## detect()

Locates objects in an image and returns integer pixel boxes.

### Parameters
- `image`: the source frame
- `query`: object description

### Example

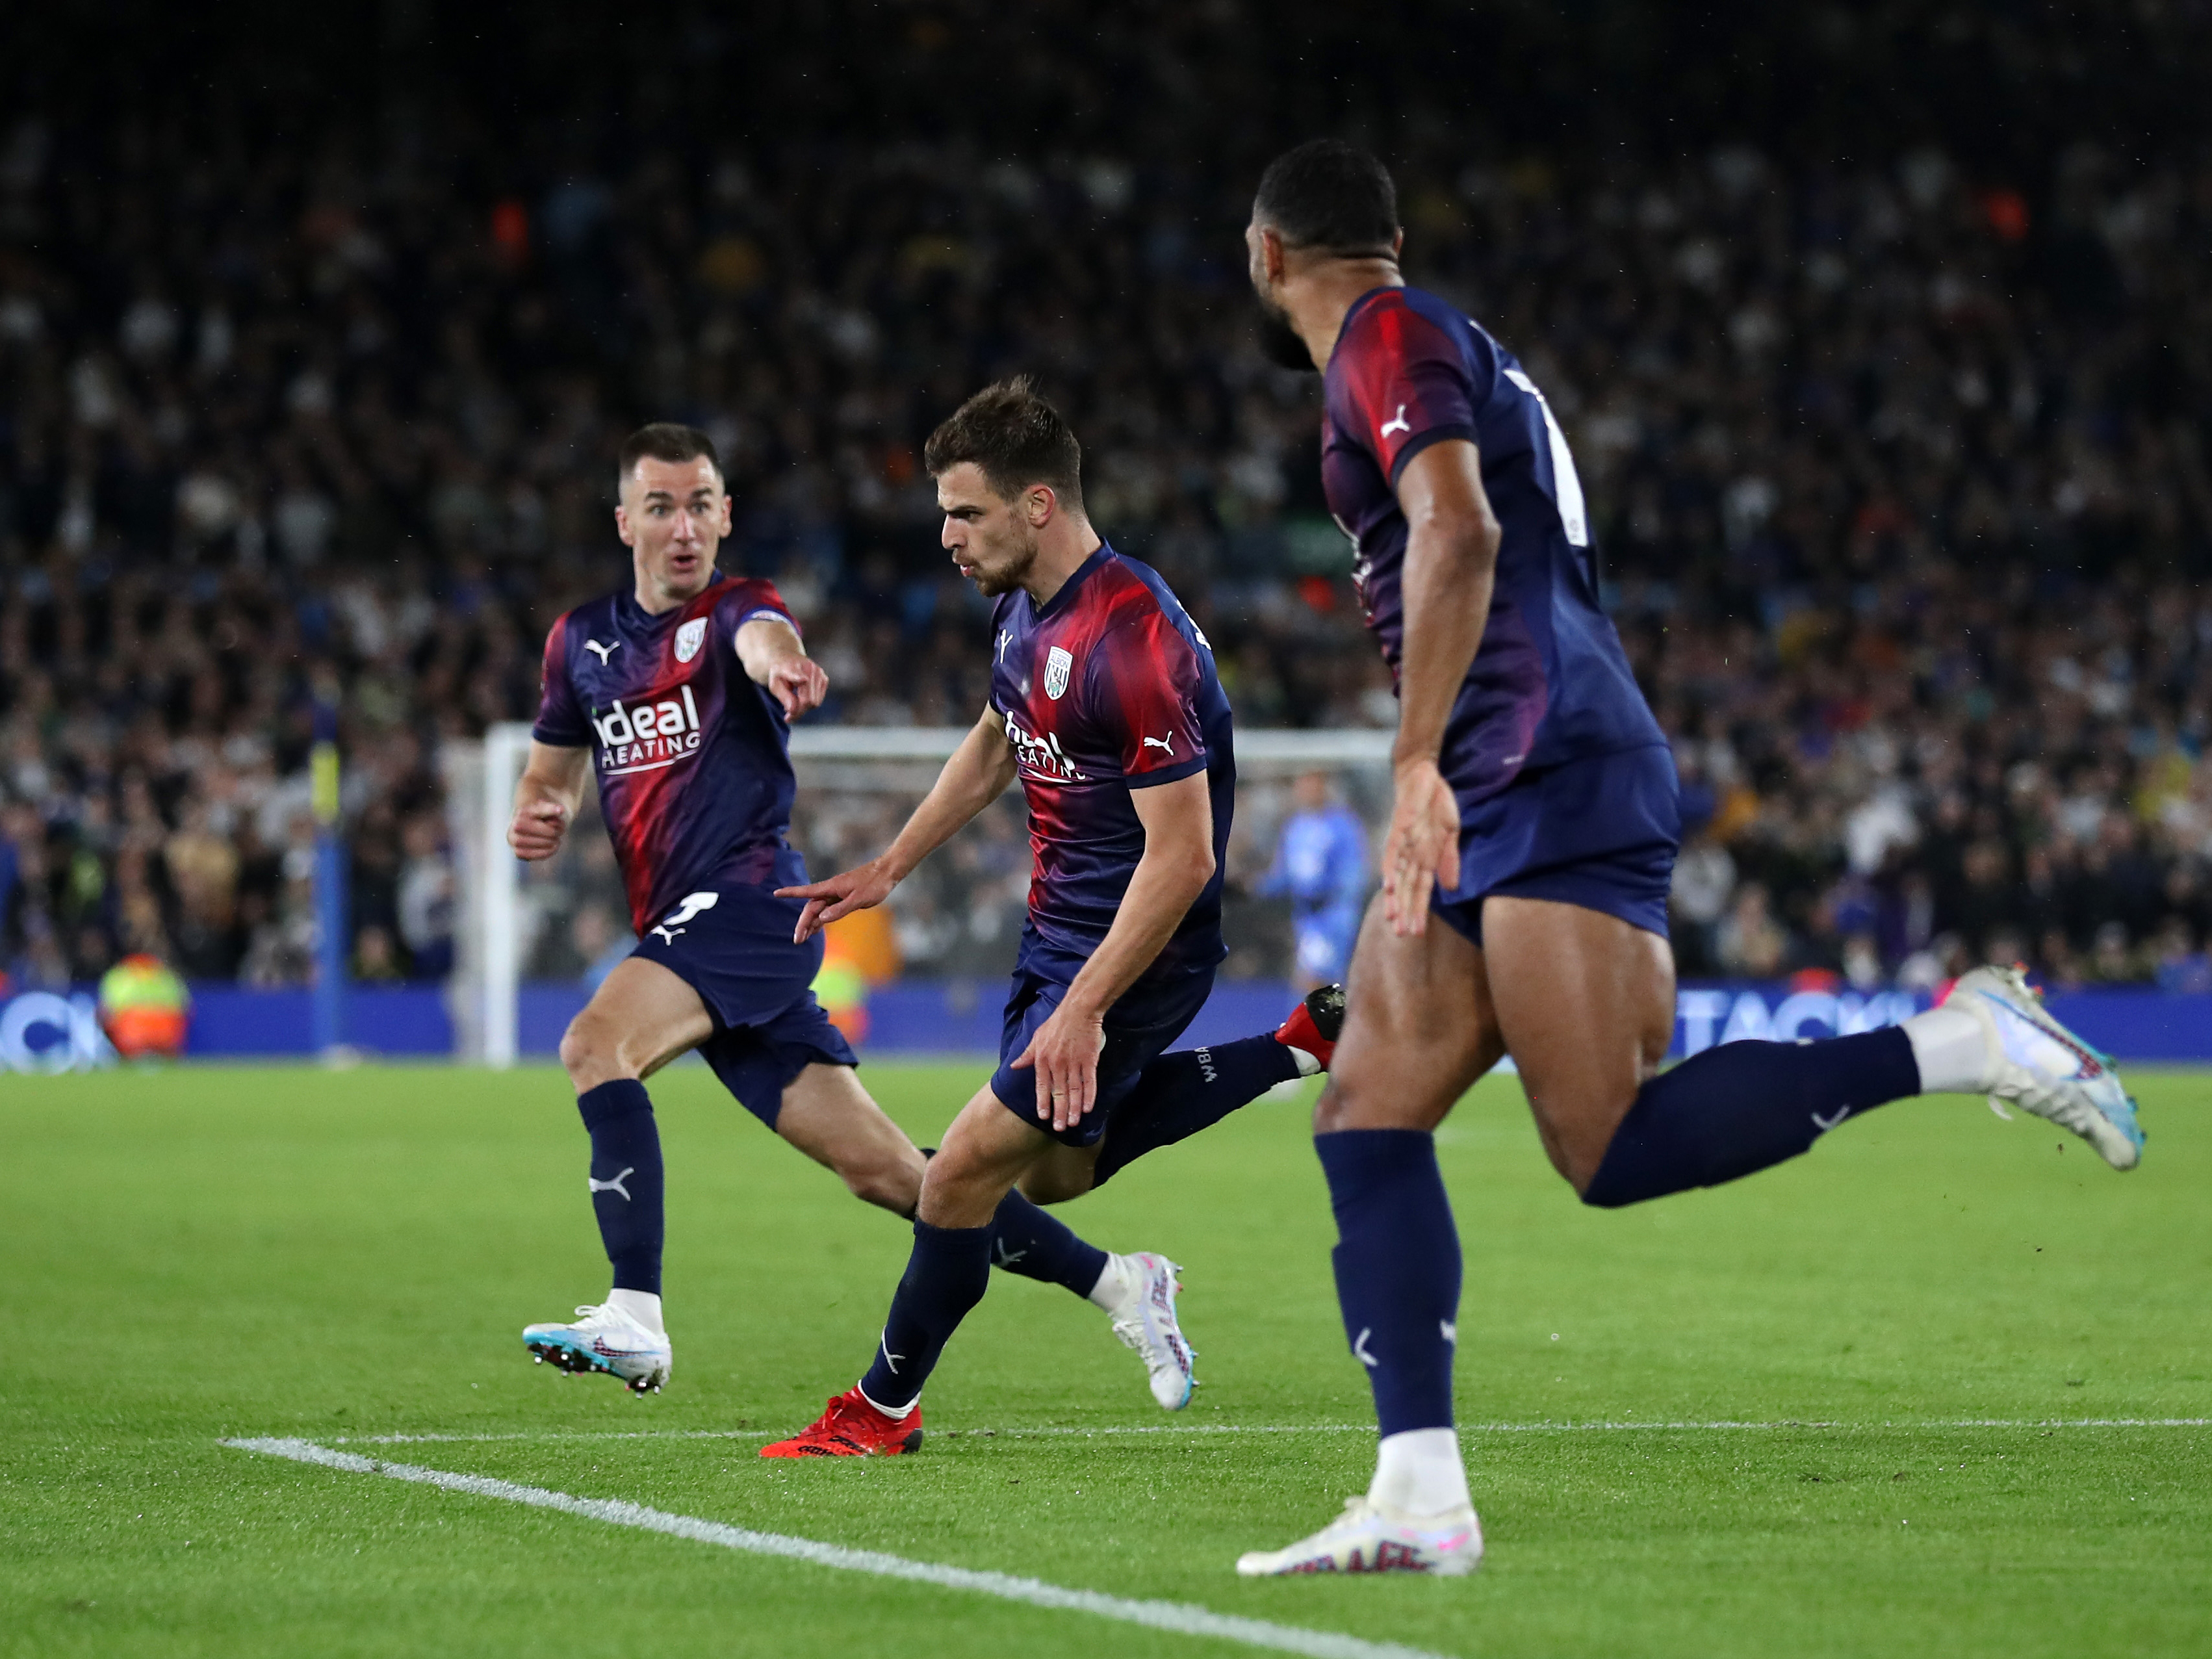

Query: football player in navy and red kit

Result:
[760,383,1339,1457]
[1231,143,2141,1575]
[512,424,1273,1406]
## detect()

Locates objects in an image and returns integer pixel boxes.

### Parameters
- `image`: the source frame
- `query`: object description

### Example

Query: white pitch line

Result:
[331,1416,2210,1447]
[221,1437,1447,1659]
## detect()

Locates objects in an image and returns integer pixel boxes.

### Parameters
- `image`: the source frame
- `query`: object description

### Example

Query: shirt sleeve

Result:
[1085,610,1209,788]
[530,615,591,747]
[722,580,799,636]
[1339,298,1492,485]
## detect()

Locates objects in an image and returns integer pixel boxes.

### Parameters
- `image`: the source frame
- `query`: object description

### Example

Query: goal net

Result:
[448,723,1394,1065]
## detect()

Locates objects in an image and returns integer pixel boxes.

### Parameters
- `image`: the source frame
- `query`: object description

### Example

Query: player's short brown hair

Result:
[922,378,1084,513]
[1254,138,1399,257]
[617,422,721,490]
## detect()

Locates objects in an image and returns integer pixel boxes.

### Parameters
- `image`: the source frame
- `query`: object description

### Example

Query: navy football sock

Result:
[1317,1129,1461,1436]
[1090,1035,1301,1188]
[1582,1028,1921,1208]
[858,1220,992,1412]
[576,1079,665,1294]
[988,1189,1111,1296]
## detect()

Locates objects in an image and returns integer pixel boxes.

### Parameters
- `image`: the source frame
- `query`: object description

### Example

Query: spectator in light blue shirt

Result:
[1259,771,1369,990]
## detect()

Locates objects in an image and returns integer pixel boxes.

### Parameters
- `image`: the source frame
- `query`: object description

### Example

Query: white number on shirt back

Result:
[1502,367,1589,547]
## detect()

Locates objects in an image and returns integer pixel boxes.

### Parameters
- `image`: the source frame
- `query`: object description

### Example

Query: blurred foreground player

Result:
[99,953,190,1058]
[762,383,1335,1456]
[1234,141,2144,1575]
[512,423,1253,1406]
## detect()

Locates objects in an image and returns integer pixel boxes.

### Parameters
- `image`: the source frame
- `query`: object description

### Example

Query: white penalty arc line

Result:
[329,1416,2212,1447]
[221,1437,1448,1659]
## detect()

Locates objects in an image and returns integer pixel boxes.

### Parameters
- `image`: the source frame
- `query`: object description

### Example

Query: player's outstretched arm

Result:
[1013,770,1215,1132]
[508,741,590,861]
[1382,439,1500,936]
[778,705,1019,942]
[736,615,828,721]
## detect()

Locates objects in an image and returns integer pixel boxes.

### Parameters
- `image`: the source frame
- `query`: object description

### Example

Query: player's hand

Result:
[777,857,895,943]
[1010,999,1107,1133]
[1381,756,1460,936]
[508,799,569,862]
[764,656,828,721]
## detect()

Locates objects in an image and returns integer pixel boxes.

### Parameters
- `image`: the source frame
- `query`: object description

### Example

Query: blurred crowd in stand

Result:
[3,4,2211,990]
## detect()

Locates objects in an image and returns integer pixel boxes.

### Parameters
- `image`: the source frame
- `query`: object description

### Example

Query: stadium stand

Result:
[1,2,2209,992]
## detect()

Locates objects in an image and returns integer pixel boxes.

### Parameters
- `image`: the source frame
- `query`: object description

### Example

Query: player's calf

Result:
[773,1062,929,1214]
[1077,986,1346,1194]
[1577,965,2144,1208]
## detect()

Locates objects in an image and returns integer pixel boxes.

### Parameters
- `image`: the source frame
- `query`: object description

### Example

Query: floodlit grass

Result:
[3,1059,2207,1658]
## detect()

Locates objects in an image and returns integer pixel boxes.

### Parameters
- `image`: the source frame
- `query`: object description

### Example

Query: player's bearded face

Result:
[962,509,1041,597]
[940,464,1042,597]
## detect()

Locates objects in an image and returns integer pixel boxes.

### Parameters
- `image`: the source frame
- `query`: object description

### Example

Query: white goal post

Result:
[448,723,1395,1067]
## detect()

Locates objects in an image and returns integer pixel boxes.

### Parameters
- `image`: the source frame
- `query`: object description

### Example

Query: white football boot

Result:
[1108,1252,1197,1410]
[1236,1495,1484,1576]
[1947,966,2144,1170]
[522,1302,673,1395]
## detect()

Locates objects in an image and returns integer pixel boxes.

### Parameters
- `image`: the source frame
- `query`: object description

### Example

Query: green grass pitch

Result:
[4,1059,2208,1658]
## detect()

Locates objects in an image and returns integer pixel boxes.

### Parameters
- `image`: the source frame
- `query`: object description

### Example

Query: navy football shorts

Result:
[989,962,1215,1149]
[1430,741,1680,948]
[628,861,856,1130]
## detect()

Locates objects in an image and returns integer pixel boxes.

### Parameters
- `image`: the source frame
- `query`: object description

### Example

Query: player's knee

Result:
[1573,1129,1638,1206]
[1557,1138,1610,1201]
[1311,1074,1422,1134]
[559,1013,626,1089]
[1311,1079,1356,1134]
[1530,1088,1633,1200]
[1016,1165,1089,1205]
[842,1157,920,1215]
[914,1146,994,1226]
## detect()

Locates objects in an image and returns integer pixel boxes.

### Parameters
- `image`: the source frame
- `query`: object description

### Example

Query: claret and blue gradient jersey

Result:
[1322,285,1666,810]
[533,573,799,933]
[988,545,1233,988]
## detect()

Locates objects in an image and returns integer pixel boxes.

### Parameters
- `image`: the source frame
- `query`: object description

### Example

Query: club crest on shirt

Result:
[674,617,708,663]
[1044,645,1073,701]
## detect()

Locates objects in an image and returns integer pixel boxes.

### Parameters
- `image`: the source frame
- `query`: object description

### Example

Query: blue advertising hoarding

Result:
[1,981,2206,1072]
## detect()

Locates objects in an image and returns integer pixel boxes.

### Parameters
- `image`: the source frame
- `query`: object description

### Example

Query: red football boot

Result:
[759,1387,924,1458]
[1274,983,1346,1072]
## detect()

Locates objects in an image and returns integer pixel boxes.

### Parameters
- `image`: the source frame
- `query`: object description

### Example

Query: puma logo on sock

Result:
[588,1166,635,1201]
[1810,1108,1850,1135]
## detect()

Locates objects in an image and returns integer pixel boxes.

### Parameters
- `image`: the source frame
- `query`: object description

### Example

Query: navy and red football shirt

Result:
[988,545,1233,987]
[1322,285,1665,810]
[533,574,800,933]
